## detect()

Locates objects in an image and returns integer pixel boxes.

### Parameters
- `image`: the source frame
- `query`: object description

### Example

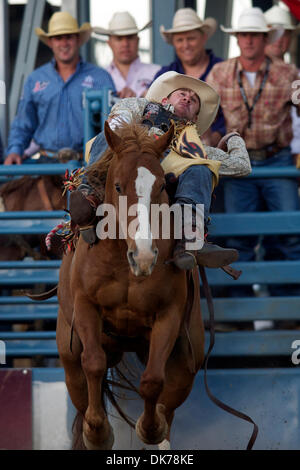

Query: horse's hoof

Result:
[158,439,171,450]
[136,403,168,445]
[82,424,114,450]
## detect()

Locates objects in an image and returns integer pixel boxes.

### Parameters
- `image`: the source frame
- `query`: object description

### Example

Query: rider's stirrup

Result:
[173,239,238,270]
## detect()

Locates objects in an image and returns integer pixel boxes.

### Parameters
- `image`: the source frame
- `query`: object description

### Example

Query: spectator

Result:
[94,11,160,98]
[153,7,225,146]
[264,5,299,61]
[4,11,115,165]
[264,5,300,162]
[207,7,300,295]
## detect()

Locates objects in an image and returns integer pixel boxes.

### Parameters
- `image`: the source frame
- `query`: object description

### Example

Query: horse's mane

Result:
[85,123,159,197]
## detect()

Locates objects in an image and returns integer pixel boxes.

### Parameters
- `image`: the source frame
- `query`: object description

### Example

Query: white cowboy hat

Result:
[264,5,300,32]
[145,71,220,136]
[220,7,283,44]
[93,11,152,36]
[160,8,217,44]
[35,11,92,47]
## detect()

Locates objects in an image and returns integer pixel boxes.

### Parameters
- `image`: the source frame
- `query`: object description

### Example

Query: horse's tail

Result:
[25,285,58,301]
[71,412,86,450]
[103,366,137,430]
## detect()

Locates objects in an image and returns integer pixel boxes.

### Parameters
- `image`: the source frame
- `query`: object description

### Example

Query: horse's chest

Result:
[96,276,162,310]
[97,278,161,337]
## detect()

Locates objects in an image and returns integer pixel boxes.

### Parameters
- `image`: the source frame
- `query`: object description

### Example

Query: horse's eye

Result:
[115,183,122,194]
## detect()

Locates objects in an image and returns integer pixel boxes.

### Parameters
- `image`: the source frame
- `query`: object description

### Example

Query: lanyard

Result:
[237,58,270,128]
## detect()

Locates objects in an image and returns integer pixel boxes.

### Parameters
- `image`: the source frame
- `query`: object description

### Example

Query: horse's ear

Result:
[104,121,122,153]
[154,124,174,156]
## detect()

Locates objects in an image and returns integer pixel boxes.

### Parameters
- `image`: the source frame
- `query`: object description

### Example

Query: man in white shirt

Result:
[94,11,160,98]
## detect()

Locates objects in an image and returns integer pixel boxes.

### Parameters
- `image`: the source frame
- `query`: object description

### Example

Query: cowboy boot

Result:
[69,184,98,244]
[173,238,238,270]
[173,209,238,270]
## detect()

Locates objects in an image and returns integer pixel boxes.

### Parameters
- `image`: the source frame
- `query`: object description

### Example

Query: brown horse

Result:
[0,175,66,260]
[57,122,205,450]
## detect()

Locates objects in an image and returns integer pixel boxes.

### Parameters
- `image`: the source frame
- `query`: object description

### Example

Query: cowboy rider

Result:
[69,71,251,271]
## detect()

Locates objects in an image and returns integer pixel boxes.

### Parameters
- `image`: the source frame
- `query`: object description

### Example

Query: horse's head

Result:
[104,121,174,277]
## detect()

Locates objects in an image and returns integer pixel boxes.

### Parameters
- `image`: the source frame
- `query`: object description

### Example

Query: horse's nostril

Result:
[127,250,137,267]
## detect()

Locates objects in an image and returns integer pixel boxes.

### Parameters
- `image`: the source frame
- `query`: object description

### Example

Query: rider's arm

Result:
[205,135,252,177]
[6,75,38,159]
[108,97,148,129]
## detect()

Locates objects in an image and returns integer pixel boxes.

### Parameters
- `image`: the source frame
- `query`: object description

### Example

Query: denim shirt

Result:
[152,50,226,136]
[6,58,115,156]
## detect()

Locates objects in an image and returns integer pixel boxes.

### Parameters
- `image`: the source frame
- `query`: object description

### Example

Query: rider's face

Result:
[162,88,200,121]
[48,34,80,64]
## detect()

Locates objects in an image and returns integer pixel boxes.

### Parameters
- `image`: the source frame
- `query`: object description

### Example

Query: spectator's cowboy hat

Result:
[146,71,220,136]
[220,7,283,43]
[160,8,217,44]
[264,5,300,33]
[35,12,92,46]
[94,11,152,36]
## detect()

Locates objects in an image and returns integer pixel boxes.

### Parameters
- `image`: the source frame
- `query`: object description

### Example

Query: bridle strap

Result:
[199,266,259,450]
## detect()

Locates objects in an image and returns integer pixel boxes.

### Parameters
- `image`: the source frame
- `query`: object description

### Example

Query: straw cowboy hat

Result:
[145,71,220,136]
[94,11,152,36]
[160,8,217,44]
[35,11,92,46]
[220,7,283,44]
[264,5,300,32]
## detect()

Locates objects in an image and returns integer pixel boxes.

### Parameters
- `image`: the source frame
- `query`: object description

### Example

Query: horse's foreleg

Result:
[136,309,182,445]
[56,309,87,414]
[74,294,114,450]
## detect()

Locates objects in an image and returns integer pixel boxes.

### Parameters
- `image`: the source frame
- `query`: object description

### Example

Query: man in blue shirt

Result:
[4,11,115,165]
[153,8,225,146]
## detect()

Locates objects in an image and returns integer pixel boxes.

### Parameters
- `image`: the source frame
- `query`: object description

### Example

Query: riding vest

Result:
[141,102,220,188]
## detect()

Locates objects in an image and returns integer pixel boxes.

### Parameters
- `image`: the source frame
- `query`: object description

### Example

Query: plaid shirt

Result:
[206,56,300,150]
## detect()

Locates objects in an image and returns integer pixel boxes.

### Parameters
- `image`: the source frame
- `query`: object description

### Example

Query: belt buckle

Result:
[249,149,267,161]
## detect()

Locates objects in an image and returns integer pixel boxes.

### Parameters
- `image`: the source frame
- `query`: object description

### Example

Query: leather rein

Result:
[199,266,259,450]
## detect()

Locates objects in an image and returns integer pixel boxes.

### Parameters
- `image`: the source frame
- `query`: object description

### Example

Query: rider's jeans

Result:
[89,131,108,166]
[224,147,300,262]
[174,164,212,224]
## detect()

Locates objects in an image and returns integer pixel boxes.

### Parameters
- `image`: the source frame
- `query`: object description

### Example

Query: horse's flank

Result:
[0,175,66,260]
[0,175,64,211]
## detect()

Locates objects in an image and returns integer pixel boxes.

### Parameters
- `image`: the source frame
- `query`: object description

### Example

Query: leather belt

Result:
[248,145,282,161]
[39,149,84,160]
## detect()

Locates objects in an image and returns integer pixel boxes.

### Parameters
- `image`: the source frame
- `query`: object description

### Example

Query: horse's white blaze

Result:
[135,167,156,252]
